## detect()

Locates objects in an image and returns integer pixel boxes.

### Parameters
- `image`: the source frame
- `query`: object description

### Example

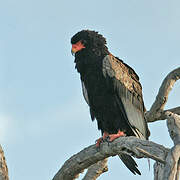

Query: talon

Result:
[95,131,109,147]
[95,131,125,146]
[107,130,126,142]
[103,136,110,141]
[95,138,103,147]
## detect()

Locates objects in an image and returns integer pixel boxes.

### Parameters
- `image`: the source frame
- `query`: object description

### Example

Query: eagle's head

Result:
[71,30,109,57]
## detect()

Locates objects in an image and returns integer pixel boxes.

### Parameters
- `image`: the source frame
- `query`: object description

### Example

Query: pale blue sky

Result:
[0,0,180,180]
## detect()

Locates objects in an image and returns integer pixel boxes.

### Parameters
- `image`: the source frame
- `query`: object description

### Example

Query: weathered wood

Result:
[154,162,165,180]
[162,112,180,180]
[52,137,169,180]
[146,107,180,122]
[146,67,180,123]
[153,112,180,180]
[0,146,9,180]
[82,159,108,180]
[53,67,180,180]
[176,162,180,180]
[163,145,180,180]
[166,112,180,145]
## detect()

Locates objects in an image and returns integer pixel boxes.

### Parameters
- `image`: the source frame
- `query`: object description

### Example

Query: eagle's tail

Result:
[118,154,141,175]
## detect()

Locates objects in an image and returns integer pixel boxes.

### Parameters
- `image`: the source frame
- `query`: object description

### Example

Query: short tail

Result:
[118,154,141,175]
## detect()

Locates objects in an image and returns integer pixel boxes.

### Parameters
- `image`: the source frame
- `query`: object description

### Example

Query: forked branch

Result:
[53,67,180,180]
[52,137,169,180]
[146,67,180,123]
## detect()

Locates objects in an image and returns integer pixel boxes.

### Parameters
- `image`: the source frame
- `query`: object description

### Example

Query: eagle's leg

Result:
[95,132,109,147]
[107,130,125,142]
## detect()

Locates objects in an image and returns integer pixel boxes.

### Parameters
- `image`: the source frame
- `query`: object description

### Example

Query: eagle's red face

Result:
[71,41,85,55]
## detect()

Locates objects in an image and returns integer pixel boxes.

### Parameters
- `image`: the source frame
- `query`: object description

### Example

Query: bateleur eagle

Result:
[71,30,150,175]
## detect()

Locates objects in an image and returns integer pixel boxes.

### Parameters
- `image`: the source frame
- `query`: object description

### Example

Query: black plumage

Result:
[71,30,150,175]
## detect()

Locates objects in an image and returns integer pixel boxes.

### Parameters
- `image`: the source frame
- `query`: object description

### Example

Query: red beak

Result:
[71,41,85,55]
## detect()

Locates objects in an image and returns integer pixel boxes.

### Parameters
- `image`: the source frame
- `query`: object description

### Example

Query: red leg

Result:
[108,130,125,142]
[95,131,109,147]
[95,130,125,147]
[95,138,103,147]
[102,132,109,139]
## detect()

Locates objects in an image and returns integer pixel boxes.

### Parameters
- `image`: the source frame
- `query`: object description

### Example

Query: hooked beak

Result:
[71,49,75,56]
[71,41,85,56]
[71,45,78,56]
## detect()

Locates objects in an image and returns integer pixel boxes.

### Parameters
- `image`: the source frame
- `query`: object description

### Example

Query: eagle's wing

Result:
[81,81,89,105]
[102,55,149,139]
[81,80,95,121]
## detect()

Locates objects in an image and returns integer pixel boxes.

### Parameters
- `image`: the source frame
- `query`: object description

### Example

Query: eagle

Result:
[71,30,150,175]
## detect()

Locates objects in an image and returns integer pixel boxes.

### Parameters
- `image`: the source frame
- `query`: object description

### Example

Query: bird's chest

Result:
[82,70,114,108]
[83,71,105,94]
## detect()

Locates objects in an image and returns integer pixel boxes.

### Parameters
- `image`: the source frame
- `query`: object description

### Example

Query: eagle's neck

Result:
[74,47,109,76]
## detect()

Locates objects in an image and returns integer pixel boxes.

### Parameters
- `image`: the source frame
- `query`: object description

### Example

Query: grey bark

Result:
[153,112,180,180]
[0,146,9,180]
[0,68,179,179]
[146,67,180,123]
[82,159,108,180]
[52,67,180,180]
[52,137,169,180]
[164,112,180,180]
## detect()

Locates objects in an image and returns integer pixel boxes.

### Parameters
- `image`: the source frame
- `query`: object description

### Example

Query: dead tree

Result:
[0,68,179,180]
[0,145,9,180]
[52,67,180,180]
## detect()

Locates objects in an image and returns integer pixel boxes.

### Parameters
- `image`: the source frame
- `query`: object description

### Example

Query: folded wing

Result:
[102,55,149,139]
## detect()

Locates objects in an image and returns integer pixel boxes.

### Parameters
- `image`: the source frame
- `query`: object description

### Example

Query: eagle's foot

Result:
[95,138,103,147]
[95,132,109,147]
[106,130,125,142]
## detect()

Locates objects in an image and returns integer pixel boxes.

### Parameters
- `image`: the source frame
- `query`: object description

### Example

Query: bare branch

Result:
[146,67,180,123]
[136,147,165,164]
[154,156,180,180]
[146,107,180,122]
[166,111,180,145]
[82,159,108,180]
[54,67,180,180]
[154,162,165,180]
[163,112,180,180]
[0,146,9,180]
[163,145,180,180]
[52,137,169,180]
[153,112,180,180]
[176,161,180,180]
